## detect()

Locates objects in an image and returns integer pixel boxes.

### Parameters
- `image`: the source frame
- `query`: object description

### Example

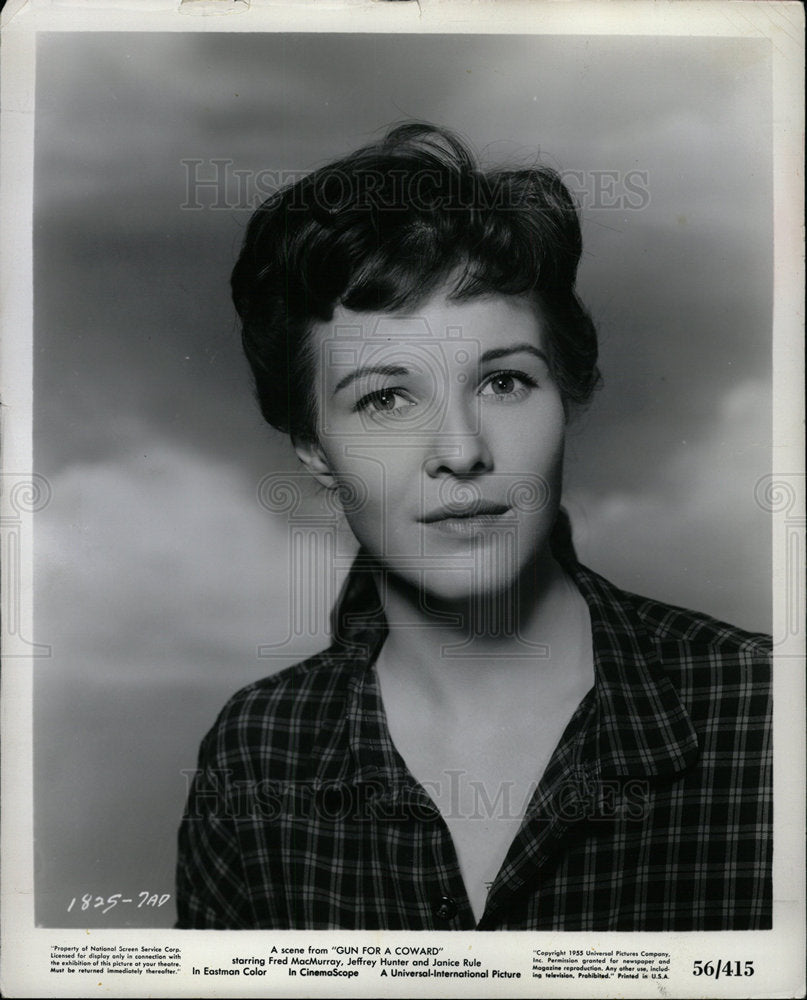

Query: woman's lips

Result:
[421,508,513,537]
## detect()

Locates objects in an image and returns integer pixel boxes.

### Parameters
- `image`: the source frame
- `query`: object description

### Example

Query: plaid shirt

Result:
[175,561,772,930]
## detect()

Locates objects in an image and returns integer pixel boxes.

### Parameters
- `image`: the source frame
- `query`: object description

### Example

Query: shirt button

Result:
[433,895,457,921]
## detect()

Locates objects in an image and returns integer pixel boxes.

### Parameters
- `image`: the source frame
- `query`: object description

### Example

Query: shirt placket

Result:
[390,782,478,930]
[347,662,478,929]
[476,693,599,929]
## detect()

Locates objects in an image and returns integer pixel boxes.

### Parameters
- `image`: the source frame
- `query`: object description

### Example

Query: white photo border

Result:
[1,2,804,998]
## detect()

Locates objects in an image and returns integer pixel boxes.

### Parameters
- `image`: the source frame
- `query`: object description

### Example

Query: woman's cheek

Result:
[332,459,390,550]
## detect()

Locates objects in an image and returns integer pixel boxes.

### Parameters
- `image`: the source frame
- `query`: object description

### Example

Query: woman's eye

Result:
[478,371,537,399]
[356,388,415,417]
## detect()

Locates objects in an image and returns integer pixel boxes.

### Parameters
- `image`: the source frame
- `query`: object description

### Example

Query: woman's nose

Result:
[423,404,494,478]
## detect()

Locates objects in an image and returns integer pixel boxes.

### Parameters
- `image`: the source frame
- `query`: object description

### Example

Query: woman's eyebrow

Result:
[333,364,410,394]
[333,345,547,394]
[479,344,549,365]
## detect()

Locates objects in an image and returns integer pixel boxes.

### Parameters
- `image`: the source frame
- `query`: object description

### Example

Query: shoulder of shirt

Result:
[573,564,772,689]
[194,642,366,770]
[603,582,772,694]
[216,642,362,720]
[575,562,771,657]
[627,589,770,656]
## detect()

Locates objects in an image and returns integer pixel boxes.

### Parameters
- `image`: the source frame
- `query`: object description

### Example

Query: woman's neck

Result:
[373,552,587,700]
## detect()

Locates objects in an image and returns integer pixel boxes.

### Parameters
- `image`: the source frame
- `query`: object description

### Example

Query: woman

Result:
[176,123,771,930]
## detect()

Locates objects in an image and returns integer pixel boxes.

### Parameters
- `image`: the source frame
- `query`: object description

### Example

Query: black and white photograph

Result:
[1,1,804,996]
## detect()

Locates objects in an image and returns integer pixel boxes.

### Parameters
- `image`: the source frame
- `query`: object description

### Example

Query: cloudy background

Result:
[33,32,772,926]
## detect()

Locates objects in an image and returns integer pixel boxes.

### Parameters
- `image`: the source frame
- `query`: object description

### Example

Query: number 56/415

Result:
[693,960,755,979]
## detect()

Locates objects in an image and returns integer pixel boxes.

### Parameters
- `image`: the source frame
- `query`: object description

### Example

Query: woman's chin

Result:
[414,566,527,608]
[371,540,553,612]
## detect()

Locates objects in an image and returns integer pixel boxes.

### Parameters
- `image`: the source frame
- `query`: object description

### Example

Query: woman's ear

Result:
[292,435,336,490]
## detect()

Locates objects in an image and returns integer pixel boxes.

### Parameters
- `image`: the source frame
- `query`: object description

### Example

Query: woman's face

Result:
[297,287,566,602]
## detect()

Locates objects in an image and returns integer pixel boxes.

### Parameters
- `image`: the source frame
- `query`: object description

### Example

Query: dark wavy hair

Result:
[231,122,600,441]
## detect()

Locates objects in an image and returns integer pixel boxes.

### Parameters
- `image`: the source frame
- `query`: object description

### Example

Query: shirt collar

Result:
[329,558,699,788]
[568,561,699,779]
